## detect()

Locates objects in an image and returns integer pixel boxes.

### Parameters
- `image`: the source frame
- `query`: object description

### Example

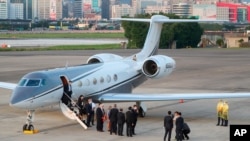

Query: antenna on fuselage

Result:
[65,61,68,69]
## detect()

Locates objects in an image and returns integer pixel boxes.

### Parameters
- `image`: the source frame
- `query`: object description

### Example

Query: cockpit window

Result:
[18,79,27,86]
[41,79,46,86]
[26,79,41,87]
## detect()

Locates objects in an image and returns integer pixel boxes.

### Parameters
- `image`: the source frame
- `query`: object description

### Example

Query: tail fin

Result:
[115,15,227,61]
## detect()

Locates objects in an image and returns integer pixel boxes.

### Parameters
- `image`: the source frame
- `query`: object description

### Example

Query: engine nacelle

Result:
[142,55,176,79]
[87,53,123,64]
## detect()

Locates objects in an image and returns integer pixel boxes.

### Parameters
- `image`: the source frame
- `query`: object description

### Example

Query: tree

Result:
[216,38,224,48]
[121,13,204,49]
[199,23,223,31]
[171,22,203,48]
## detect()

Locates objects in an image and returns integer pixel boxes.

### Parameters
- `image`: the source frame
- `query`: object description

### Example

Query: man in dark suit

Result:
[126,106,134,137]
[96,103,105,132]
[131,105,138,135]
[164,111,173,141]
[175,112,184,141]
[117,108,125,136]
[109,104,119,135]
[182,122,190,140]
[85,98,93,127]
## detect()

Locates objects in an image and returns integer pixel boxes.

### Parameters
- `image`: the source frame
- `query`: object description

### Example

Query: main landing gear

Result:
[23,110,35,131]
[136,102,147,117]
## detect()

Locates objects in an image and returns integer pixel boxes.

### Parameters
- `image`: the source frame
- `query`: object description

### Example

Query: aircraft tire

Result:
[139,106,146,117]
[28,125,34,131]
[23,124,28,131]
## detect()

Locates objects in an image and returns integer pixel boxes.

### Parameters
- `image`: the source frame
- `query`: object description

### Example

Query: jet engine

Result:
[142,55,175,79]
[87,53,123,64]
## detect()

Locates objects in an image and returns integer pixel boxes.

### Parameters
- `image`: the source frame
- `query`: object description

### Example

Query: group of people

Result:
[163,111,190,141]
[106,104,139,137]
[61,80,139,137]
[216,99,229,127]
[76,95,96,127]
[74,95,139,137]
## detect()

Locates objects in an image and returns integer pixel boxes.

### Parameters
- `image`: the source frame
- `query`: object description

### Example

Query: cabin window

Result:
[84,79,90,86]
[106,75,111,83]
[113,74,118,81]
[26,79,41,87]
[93,78,97,85]
[100,77,104,83]
[18,79,27,86]
[78,81,83,87]
[41,79,46,86]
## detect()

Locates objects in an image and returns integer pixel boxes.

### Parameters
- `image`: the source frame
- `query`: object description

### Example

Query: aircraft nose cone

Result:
[9,94,20,107]
[9,89,28,108]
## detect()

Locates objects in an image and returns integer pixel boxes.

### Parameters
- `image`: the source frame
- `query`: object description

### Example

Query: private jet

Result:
[1,15,250,131]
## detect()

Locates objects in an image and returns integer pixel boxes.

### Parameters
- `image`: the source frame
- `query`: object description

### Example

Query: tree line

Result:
[121,13,204,49]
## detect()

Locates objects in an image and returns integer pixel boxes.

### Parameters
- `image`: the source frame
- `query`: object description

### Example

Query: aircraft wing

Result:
[0,82,17,90]
[99,93,250,102]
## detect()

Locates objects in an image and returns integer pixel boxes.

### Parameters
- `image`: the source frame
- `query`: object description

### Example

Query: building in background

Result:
[0,0,8,19]
[143,5,171,14]
[38,0,62,20]
[9,0,24,19]
[172,3,192,18]
[92,0,100,13]
[193,4,216,19]
[195,0,241,4]
[120,0,132,5]
[111,4,134,18]
[26,0,38,20]
[217,2,250,22]
[101,0,110,19]
[73,0,83,18]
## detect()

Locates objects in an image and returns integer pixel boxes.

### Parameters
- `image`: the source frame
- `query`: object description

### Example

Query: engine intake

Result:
[142,55,175,79]
[87,53,123,64]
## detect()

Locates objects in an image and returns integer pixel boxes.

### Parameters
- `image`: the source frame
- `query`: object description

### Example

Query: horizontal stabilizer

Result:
[112,17,228,23]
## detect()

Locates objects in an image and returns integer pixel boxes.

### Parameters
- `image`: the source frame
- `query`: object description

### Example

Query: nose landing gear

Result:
[22,110,38,134]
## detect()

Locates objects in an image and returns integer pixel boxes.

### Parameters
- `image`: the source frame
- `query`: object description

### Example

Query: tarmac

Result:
[1,48,250,141]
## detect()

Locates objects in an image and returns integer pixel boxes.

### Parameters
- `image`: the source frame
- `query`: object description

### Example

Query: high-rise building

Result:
[92,0,100,12]
[38,0,62,20]
[101,0,110,19]
[73,0,83,18]
[120,0,132,5]
[111,4,134,18]
[131,0,143,14]
[9,0,25,19]
[0,0,8,19]
[26,0,38,20]
[172,3,192,18]
[195,0,241,4]
[217,2,250,23]
[193,4,216,19]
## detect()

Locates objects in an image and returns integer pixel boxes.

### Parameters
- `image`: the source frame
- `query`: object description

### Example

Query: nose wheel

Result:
[22,110,35,131]
[23,124,34,131]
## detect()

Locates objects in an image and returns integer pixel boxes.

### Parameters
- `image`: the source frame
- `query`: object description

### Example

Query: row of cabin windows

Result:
[79,74,118,87]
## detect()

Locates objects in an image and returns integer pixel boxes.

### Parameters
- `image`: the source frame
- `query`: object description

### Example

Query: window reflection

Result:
[18,79,27,86]
[26,79,41,87]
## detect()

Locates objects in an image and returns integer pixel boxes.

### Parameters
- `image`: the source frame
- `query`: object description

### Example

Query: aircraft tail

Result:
[115,15,227,61]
